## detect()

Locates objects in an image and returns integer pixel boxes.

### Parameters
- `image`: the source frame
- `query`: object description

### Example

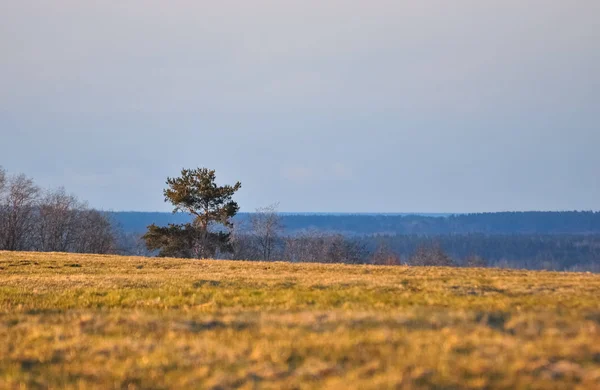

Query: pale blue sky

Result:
[1,1,599,212]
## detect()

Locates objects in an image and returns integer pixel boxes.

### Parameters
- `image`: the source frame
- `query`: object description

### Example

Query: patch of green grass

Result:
[0,251,599,389]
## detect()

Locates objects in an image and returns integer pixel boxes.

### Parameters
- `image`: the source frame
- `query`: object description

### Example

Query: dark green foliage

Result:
[143,223,231,258]
[143,223,196,258]
[143,168,241,259]
[164,168,241,229]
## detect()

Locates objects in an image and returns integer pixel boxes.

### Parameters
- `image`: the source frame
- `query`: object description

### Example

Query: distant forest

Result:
[112,211,600,272]
[111,211,600,235]
[4,163,598,272]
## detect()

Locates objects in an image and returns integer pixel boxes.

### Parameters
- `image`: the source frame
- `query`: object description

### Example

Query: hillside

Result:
[110,211,600,235]
[1,252,599,389]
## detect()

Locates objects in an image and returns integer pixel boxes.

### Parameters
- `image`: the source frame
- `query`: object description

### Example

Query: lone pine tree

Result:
[143,168,241,258]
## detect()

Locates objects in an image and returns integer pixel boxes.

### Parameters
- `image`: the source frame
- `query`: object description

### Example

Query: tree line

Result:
[2,165,598,272]
[224,230,600,272]
[276,211,600,235]
[133,167,599,272]
[0,166,116,253]
[110,211,600,236]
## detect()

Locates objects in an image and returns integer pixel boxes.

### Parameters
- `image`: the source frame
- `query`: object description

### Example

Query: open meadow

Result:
[0,251,599,389]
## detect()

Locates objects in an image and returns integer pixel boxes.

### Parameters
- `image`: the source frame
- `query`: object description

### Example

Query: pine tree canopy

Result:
[164,168,242,229]
[142,168,241,259]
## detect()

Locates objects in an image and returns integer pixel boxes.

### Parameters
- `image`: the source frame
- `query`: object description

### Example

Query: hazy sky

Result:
[1,1,599,212]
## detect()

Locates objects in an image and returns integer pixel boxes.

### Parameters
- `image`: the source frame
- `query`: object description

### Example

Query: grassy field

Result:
[0,252,599,389]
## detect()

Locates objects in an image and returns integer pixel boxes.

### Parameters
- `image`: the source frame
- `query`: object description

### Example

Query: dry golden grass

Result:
[0,251,599,389]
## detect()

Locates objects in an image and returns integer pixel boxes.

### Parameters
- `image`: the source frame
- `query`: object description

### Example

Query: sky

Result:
[1,1,599,213]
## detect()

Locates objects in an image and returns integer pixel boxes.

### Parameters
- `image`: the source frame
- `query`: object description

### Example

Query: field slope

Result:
[1,252,599,389]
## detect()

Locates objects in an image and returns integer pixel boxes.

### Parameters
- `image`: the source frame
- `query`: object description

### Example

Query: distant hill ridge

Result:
[109,211,600,235]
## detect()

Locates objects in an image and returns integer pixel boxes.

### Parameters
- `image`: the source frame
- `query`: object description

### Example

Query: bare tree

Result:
[228,219,260,260]
[0,173,41,251]
[282,230,322,263]
[409,243,455,266]
[282,230,368,264]
[36,187,84,252]
[250,203,283,261]
[322,234,368,264]
[0,168,117,254]
[36,189,116,254]
[371,240,403,265]
[72,210,116,254]
[0,166,5,246]
[0,166,5,192]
